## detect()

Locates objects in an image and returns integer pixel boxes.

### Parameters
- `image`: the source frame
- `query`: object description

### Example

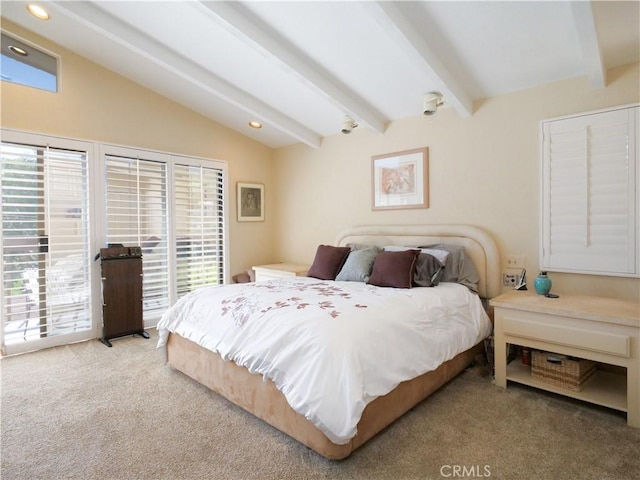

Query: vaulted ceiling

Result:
[2,1,639,148]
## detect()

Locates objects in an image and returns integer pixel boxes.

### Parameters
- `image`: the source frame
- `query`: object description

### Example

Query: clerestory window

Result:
[1,32,58,93]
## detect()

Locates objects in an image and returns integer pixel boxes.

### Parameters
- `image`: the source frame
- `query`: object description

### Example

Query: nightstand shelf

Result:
[491,290,639,427]
[506,359,627,412]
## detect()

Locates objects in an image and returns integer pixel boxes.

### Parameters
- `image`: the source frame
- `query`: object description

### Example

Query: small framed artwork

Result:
[371,147,429,210]
[237,182,264,221]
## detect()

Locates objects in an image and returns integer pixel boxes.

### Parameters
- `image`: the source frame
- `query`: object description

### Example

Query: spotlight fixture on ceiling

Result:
[341,115,358,134]
[248,120,262,129]
[423,92,444,116]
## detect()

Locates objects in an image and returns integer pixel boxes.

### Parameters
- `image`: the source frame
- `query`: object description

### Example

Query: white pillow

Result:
[383,245,450,265]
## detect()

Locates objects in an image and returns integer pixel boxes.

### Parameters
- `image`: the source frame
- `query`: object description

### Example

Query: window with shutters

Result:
[101,146,225,326]
[1,129,228,354]
[541,105,639,277]
[103,146,171,322]
[103,147,227,322]
[174,163,225,298]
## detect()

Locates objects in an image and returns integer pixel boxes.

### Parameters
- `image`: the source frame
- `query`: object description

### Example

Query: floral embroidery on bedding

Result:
[220,295,260,327]
[221,280,368,327]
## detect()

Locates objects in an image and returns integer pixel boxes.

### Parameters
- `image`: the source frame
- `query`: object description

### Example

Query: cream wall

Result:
[273,62,640,301]
[0,20,276,278]
[2,19,639,301]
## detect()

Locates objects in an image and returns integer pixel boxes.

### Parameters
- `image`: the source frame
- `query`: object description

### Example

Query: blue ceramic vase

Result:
[534,271,552,295]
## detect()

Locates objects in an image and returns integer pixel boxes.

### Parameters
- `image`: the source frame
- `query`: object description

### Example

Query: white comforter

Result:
[157,277,492,444]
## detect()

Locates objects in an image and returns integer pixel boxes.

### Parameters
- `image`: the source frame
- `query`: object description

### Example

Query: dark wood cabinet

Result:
[99,246,148,347]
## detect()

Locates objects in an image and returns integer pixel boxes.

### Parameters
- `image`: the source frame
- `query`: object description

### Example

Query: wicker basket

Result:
[531,350,597,391]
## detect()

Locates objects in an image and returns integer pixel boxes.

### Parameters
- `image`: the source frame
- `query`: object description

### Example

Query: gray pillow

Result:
[413,253,444,287]
[421,243,480,293]
[335,246,381,282]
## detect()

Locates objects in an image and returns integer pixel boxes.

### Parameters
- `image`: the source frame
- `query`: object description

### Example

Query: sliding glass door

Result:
[1,136,93,354]
[1,129,228,355]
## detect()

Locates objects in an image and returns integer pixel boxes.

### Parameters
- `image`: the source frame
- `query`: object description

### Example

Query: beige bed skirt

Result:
[166,332,484,460]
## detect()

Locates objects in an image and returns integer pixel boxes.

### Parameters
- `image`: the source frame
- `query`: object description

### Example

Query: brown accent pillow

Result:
[307,245,351,280]
[367,249,420,288]
[232,272,251,283]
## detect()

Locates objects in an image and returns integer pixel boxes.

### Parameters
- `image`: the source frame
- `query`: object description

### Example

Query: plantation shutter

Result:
[541,105,639,276]
[1,137,92,353]
[174,163,225,298]
[2,130,228,354]
[104,148,170,320]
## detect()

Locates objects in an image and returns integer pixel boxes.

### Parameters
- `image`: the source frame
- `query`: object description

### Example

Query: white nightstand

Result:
[252,263,310,282]
[490,290,639,427]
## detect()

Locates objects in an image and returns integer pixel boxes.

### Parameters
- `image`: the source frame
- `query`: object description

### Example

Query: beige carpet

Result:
[1,329,639,480]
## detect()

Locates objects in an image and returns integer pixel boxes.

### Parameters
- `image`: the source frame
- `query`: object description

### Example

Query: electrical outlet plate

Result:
[506,254,526,269]
[503,273,518,287]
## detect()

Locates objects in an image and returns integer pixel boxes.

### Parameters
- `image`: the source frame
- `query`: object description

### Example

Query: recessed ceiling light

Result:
[248,121,262,129]
[27,4,50,20]
[8,45,28,56]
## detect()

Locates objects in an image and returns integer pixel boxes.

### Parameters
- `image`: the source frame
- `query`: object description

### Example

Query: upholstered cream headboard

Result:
[335,224,501,299]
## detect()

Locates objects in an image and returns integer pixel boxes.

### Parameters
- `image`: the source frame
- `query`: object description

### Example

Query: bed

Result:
[157,224,501,460]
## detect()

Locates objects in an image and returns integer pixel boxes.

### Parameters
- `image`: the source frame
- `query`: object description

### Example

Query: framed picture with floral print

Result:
[371,147,429,210]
